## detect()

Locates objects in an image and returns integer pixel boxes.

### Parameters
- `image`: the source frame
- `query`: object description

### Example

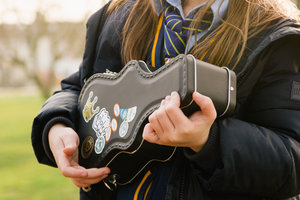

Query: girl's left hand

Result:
[142,91,217,152]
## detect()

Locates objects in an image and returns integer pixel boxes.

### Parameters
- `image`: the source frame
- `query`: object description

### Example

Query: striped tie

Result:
[164,3,213,58]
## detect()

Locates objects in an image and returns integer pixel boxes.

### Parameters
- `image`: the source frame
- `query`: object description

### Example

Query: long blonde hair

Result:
[108,0,300,68]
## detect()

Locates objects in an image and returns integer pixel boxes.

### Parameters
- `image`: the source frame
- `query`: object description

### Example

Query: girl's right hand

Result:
[48,123,110,188]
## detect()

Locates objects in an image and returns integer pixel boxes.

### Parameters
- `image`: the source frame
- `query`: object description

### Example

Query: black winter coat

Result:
[32,1,300,199]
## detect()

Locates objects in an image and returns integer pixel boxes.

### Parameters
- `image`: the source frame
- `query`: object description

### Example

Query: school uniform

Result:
[31,0,300,199]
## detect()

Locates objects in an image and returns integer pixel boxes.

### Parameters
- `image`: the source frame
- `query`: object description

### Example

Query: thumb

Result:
[63,145,77,156]
[62,131,79,156]
[192,92,217,119]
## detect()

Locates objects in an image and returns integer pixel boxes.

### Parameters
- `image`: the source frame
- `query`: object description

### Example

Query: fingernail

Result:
[193,91,201,97]
[104,167,111,174]
[166,95,171,101]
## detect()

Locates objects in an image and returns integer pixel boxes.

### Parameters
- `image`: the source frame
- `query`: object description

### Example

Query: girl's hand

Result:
[142,91,217,152]
[49,124,110,188]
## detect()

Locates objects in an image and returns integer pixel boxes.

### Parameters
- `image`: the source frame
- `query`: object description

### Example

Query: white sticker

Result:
[119,121,129,138]
[127,106,137,122]
[120,106,137,122]
[94,136,105,154]
[92,108,111,137]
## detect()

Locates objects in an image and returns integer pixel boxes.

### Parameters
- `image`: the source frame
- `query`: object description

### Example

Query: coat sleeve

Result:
[184,35,300,199]
[31,1,115,166]
[31,70,82,166]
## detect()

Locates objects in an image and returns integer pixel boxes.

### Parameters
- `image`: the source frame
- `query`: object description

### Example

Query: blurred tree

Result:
[0,0,108,99]
[0,12,85,99]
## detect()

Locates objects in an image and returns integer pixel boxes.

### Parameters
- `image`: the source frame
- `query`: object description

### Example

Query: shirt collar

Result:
[153,0,229,30]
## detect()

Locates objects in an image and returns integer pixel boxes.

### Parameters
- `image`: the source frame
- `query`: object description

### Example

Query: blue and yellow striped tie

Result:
[164,3,213,58]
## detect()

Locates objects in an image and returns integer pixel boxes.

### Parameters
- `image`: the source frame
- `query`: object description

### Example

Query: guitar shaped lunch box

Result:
[77,54,236,189]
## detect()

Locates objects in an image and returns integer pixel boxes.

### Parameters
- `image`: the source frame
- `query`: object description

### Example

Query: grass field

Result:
[0,93,78,200]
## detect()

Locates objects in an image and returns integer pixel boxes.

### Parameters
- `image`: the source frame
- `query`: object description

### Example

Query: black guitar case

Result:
[77,54,236,189]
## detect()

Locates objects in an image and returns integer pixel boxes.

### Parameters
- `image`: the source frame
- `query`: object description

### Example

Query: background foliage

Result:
[0,94,78,200]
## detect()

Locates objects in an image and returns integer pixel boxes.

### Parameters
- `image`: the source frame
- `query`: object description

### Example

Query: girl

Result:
[32,0,300,199]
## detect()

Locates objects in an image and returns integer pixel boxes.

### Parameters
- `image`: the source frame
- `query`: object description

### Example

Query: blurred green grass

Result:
[0,94,78,200]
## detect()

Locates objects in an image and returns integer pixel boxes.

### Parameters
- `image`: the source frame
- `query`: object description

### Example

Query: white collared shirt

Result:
[152,0,229,53]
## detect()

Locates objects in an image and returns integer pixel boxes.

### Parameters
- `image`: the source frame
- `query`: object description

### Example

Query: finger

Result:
[61,129,79,155]
[60,165,88,178]
[86,167,111,179]
[73,170,110,182]
[63,145,78,156]
[71,175,107,188]
[71,171,110,188]
[192,92,217,120]
[155,106,175,133]
[49,125,68,155]
[164,94,190,126]
[142,123,160,144]
[148,110,163,134]
[153,95,175,133]
[61,165,111,179]
[160,99,166,106]
[168,92,180,107]
[68,167,110,188]
[164,95,171,104]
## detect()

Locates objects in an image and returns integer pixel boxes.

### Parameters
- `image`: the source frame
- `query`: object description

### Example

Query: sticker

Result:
[92,108,111,137]
[119,121,129,138]
[127,107,137,122]
[120,109,128,121]
[120,106,137,122]
[81,136,94,159]
[111,118,118,132]
[82,91,100,123]
[95,136,105,154]
[114,104,120,117]
[105,127,112,142]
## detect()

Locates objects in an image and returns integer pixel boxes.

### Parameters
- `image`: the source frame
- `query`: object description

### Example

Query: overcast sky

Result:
[0,0,107,24]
